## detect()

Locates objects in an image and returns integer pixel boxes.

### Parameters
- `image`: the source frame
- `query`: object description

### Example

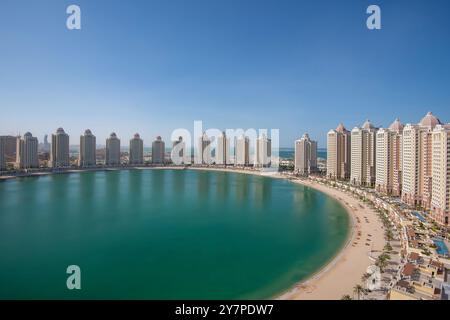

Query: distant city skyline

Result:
[1,0,450,147]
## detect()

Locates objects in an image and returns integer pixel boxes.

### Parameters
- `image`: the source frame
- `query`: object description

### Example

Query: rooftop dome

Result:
[24,132,32,138]
[362,120,375,130]
[419,111,441,128]
[110,132,117,138]
[336,123,347,132]
[84,129,92,135]
[302,133,310,140]
[389,118,404,132]
[156,136,162,140]
[134,133,140,139]
[56,127,65,134]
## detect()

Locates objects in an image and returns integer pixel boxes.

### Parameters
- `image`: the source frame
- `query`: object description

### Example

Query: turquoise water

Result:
[0,169,349,299]
[412,211,427,223]
[433,238,449,256]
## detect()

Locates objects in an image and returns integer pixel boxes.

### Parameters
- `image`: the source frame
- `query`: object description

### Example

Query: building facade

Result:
[402,112,441,208]
[106,132,121,166]
[235,135,249,166]
[79,129,96,167]
[295,133,317,175]
[351,120,378,186]
[216,132,230,165]
[326,123,351,180]
[197,133,211,165]
[51,128,70,168]
[171,136,187,165]
[129,133,144,165]
[0,136,7,170]
[16,132,39,169]
[430,124,450,225]
[152,136,165,164]
[255,134,271,168]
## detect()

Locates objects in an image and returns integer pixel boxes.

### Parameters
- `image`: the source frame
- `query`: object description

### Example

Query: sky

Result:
[1,0,450,147]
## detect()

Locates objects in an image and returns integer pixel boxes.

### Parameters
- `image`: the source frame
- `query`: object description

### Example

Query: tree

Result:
[384,242,393,253]
[353,284,364,300]
[361,272,371,283]
[341,294,352,300]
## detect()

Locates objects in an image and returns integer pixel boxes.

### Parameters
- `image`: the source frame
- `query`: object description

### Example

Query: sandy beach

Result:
[278,178,385,300]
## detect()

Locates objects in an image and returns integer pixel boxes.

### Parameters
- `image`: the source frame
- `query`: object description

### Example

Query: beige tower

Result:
[375,128,394,194]
[106,133,121,166]
[129,133,144,165]
[235,135,249,166]
[217,132,230,166]
[375,119,404,195]
[171,136,187,165]
[295,133,317,175]
[51,128,70,168]
[402,112,441,208]
[152,136,165,164]
[255,134,271,168]
[431,124,450,225]
[351,120,378,186]
[197,133,211,165]
[79,129,96,167]
[327,123,351,180]
[16,132,39,169]
[0,136,6,170]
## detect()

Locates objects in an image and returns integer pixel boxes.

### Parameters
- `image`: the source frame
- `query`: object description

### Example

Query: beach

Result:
[278,178,385,300]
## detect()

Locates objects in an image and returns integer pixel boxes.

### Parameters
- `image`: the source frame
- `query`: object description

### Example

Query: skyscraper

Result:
[129,133,144,165]
[350,120,378,186]
[197,133,211,165]
[216,132,230,165]
[390,119,404,197]
[171,136,186,165]
[39,134,51,153]
[255,134,271,168]
[79,129,96,167]
[295,133,317,175]
[431,124,450,226]
[50,128,70,168]
[326,123,351,180]
[16,132,39,169]
[106,132,121,166]
[0,136,7,170]
[402,112,441,208]
[152,136,165,164]
[235,135,249,166]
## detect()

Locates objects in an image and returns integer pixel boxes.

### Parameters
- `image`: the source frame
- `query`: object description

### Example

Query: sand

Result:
[277,178,385,300]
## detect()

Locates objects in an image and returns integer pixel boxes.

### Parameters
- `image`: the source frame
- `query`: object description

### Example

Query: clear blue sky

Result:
[1,0,449,147]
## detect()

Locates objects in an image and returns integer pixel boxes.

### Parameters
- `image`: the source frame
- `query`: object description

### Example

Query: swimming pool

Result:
[433,238,449,256]
[412,211,426,223]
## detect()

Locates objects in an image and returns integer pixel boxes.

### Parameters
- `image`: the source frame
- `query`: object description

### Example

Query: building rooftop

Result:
[419,111,441,128]
[362,119,375,130]
[389,118,404,132]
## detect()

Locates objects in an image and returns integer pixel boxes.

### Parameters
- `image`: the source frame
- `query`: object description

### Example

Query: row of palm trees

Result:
[340,209,397,300]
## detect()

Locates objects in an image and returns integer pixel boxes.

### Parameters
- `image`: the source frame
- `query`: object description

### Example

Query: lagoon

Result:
[0,169,349,299]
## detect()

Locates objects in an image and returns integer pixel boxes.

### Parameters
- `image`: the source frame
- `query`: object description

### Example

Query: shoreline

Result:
[277,178,385,300]
[0,166,385,300]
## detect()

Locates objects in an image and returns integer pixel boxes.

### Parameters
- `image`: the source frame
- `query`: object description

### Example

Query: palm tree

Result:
[361,272,371,284]
[353,284,364,300]
[384,242,393,253]
[375,253,390,272]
